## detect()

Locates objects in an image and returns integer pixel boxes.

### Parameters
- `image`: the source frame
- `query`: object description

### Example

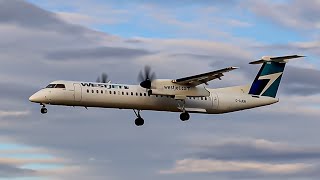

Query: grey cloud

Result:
[46,47,153,61]
[0,164,36,178]
[107,0,238,6]
[168,53,216,60]
[282,66,320,96]
[0,0,84,34]
[244,0,320,30]
[191,139,320,162]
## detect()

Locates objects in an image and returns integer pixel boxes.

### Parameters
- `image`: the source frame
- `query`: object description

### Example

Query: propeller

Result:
[96,73,109,83]
[138,65,156,89]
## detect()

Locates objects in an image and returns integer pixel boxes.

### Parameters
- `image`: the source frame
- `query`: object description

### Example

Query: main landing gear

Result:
[177,99,190,121]
[40,104,47,114]
[133,110,144,126]
[180,112,190,121]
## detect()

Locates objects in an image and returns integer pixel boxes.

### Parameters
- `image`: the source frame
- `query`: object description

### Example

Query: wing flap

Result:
[173,67,238,86]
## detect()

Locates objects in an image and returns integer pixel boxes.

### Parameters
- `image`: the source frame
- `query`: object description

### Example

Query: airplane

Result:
[29,55,305,126]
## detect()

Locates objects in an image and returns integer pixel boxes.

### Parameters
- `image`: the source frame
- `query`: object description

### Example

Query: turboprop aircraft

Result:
[29,55,304,126]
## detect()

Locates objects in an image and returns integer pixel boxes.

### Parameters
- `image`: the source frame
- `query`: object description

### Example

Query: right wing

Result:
[172,67,238,86]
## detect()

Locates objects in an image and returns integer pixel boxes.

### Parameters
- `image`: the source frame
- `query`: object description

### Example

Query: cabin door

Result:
[73,83,82,102]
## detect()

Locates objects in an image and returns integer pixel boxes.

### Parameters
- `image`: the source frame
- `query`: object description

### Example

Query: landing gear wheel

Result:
[41,107,47,114]
[135,117,144,126]
[180,112,190,121]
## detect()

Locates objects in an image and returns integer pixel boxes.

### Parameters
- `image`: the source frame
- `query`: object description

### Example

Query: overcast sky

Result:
[0,0,320,179]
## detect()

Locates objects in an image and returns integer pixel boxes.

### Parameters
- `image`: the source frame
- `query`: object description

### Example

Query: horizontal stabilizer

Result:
[249,55,305,64]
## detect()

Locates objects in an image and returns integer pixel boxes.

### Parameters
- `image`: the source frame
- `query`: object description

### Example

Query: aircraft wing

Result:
[172,67,238,86]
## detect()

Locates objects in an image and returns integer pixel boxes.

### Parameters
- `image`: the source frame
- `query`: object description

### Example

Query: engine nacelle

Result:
[150,79,209,97]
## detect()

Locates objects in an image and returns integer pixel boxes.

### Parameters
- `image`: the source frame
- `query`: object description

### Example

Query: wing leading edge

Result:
[172,67,238,86]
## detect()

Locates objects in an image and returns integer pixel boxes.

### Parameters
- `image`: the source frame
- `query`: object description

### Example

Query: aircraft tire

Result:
[41,107,48,114]
[180,112,190,121]
[135,117,144,126]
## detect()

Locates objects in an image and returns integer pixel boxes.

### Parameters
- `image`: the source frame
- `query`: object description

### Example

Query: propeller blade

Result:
[97,73,109,83]
[101,73,108,83]
[138,65,156,89]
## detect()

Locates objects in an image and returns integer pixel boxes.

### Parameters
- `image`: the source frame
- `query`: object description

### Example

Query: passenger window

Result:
[109,91,112,94]
[114,91,116,95]
[96,90,99,93]
[144,93,146,96]
[201,97,203,100]
[92,90,94,93]
[131,92,133,96]
[136,93,138,96]
[122,92,124,95]
[101,90,103,94]
[46,84,56,88]
[87,89,89,93]
[140,93,142,96]
[205,97,207,100]
[126,92,129,95]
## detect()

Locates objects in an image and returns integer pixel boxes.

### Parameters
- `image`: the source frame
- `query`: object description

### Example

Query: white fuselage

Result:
[29,80,279,114]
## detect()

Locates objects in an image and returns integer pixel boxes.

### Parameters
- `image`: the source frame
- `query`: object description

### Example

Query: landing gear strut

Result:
[180,112,190,121]
[40,104,47,114]
[177,99,190,121]
[133,109,144,126]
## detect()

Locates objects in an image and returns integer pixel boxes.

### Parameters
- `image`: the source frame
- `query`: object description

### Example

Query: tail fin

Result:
[249,55,305,98]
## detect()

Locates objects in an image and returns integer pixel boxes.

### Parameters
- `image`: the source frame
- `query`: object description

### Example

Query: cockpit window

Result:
[55,84,66,88]
[45,84,65,88]
[46,84,56,88]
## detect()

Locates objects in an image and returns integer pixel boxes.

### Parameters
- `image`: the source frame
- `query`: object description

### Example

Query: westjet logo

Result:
[164,86,191,91]
[81,83,109,88]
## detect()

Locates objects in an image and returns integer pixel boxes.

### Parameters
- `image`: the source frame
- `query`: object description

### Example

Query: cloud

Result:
[0,111,30,118]
[190,138,320,162]
[0,0,86,34]
[160,159,311,175]
[46,47,153,61]
[0,163,36,178]
[160,138,320,178]
[244,0,320,30]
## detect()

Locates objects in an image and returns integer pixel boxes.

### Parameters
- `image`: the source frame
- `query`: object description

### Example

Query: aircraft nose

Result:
[29,92,44,103]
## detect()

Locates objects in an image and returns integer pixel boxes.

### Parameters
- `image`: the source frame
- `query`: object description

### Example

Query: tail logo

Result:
[258,72,283,95]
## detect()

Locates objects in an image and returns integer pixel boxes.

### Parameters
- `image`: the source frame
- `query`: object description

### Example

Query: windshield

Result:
[46,84,56,88]
[45,84,65,88]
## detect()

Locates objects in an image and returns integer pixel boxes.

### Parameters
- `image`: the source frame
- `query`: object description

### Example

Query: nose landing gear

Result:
[40,104,47,114]
[133,109,144,126]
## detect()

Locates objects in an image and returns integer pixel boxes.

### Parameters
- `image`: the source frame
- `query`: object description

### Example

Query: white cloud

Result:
[0,111,30,118]
[160,159,312,174]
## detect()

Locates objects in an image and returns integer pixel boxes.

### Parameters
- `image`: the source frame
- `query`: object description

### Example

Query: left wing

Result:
[172,67,238,86]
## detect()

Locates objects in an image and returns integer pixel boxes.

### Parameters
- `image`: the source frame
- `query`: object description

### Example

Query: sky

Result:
[0,0,320,179]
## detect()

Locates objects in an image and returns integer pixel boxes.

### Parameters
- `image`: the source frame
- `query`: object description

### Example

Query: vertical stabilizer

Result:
[249,55,304,98]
